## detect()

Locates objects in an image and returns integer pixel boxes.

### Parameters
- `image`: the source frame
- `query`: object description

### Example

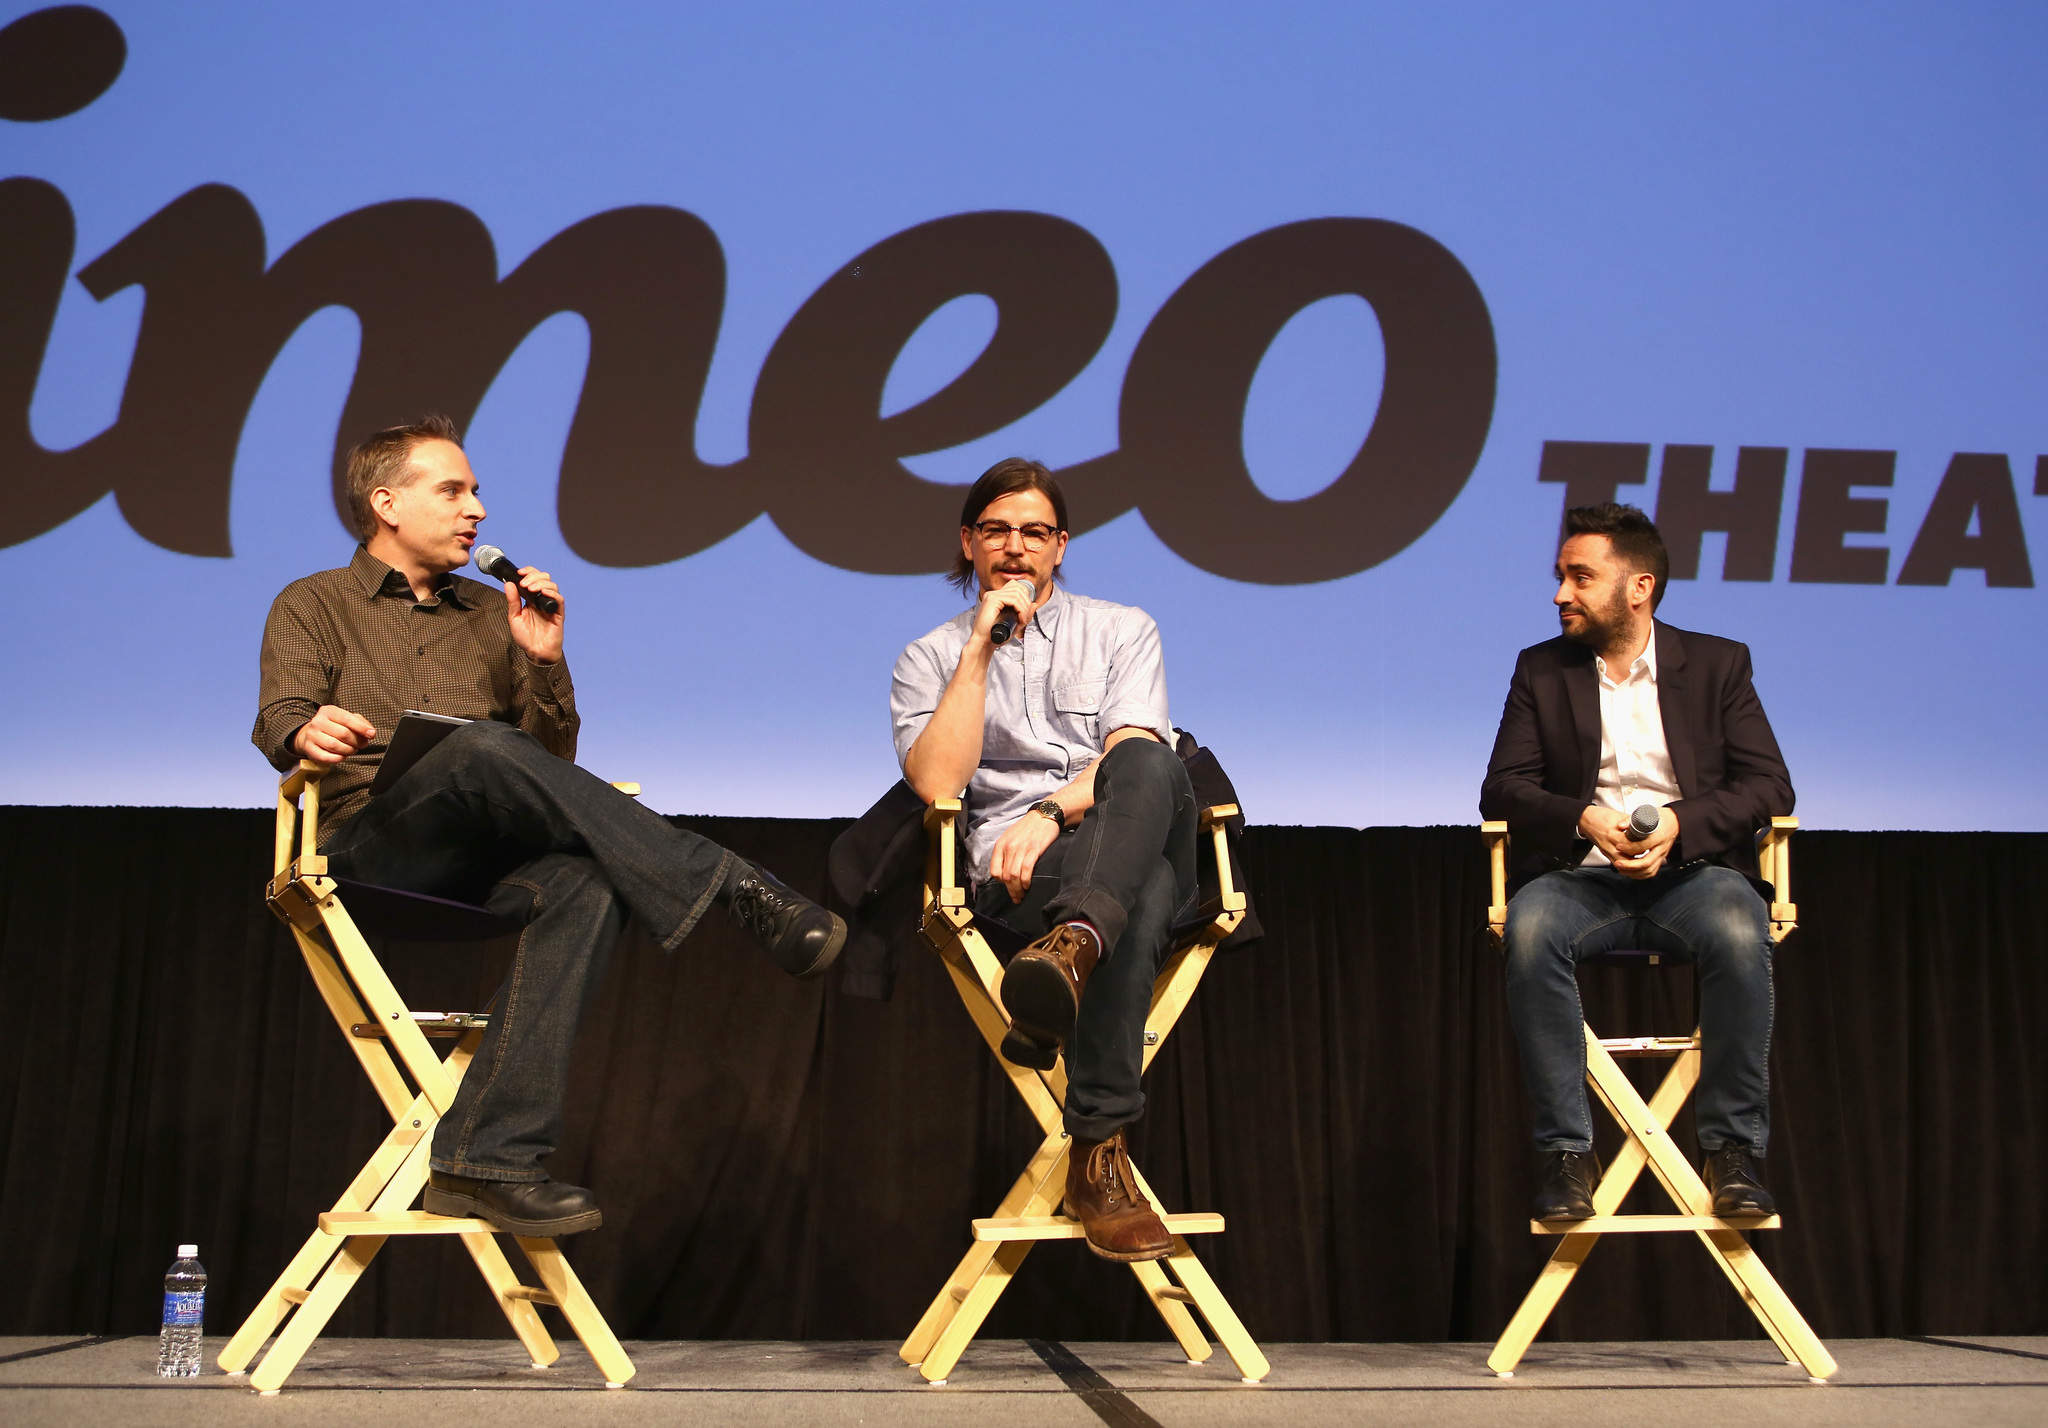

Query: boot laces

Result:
[729,875,778,939]
[1089,1138,1130,1207]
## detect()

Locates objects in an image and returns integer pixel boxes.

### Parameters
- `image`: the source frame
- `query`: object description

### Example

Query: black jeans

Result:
[974,738,1198,1141]
[1503,862,1775,1156]
[322,719,737,1181]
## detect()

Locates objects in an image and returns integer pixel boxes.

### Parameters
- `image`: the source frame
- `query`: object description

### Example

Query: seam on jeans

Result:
[446,876,543,1168]
[662,846,736,952]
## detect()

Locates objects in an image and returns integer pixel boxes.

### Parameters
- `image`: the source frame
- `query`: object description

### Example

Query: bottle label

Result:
[163,1291,204,1327]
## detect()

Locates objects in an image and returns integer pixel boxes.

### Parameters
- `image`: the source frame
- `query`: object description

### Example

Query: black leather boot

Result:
[425,1172,602,1236]
[727,863,846,978]
[1532,1148,1601,1221]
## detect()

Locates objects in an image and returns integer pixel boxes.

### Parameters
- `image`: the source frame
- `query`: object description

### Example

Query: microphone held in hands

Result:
[473,544,559,615]
[989,578,1037,646]
[1626,803,1662,841]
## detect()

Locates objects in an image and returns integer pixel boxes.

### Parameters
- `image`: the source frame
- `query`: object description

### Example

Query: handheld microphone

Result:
[473,544,559,615]
[1626,804,1662,841]
[989,578,1037,646]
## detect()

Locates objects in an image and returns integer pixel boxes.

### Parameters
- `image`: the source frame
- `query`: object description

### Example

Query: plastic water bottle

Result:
[155,1244,205,1377]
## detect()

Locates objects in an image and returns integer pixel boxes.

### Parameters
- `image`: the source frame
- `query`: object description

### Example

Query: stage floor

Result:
[3,1335,2044,1426]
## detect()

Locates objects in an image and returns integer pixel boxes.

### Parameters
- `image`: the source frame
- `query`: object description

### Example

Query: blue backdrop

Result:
[4,2,2043,827]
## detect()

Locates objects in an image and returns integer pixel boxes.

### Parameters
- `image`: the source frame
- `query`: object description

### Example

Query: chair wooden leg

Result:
[1694,1226,1802,1364]
[1491,1023,1837,1381]
[918,1238,1035,1383]
[902,1130,1070,1369]
[1487,1230,1601,1374]
[910,890,1263,1384]
[247,1234,387,1393]
[516,1237,637,1386]
[1156,1241,1270,1380]
[459,1231,559,1368]
[1696,1229,1837,1378]
[1131,1257,1212,1362]
[219,1087,443,1373]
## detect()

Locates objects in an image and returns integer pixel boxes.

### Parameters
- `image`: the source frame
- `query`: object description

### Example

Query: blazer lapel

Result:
[1561,645,1601,801]
[1655,621,1697,797]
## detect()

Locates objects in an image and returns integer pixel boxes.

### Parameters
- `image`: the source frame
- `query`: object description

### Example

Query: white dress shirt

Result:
[1581,632,1681,867]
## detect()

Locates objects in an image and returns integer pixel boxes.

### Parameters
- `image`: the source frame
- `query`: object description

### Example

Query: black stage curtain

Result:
[1,807,2042,1342]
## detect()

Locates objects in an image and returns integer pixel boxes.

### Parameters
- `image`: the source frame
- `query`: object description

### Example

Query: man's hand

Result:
[970,576,1037,646]
[294,705,376,765]
[1581,804,1679,879]
[988,808,1062,904]
[503,567,565,665]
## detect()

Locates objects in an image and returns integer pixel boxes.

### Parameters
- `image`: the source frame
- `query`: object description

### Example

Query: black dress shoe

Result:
[727,863,846,978]
[1705,1146,1776,1216]
[1532,1148,1601,1221]
[425,1172,602,1236]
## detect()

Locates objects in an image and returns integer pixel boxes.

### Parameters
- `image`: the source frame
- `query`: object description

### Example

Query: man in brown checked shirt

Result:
[254,415,844,1237]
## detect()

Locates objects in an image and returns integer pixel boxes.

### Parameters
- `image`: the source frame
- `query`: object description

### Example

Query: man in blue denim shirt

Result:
[891,458,1192,1263]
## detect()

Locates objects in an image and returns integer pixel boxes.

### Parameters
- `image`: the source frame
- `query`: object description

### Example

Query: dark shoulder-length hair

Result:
[947,457,1070,594]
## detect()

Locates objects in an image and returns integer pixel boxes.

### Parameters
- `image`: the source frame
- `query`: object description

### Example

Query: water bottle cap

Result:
[177,1244,197,1258]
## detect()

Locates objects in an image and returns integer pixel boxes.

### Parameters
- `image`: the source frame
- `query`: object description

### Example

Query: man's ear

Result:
[367,485,400,533]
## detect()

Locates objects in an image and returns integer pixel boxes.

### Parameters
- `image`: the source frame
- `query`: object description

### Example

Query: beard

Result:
[1559,582,1634,653]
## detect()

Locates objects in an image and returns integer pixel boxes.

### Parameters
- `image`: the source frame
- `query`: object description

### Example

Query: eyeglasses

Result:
[971,520,1062,550]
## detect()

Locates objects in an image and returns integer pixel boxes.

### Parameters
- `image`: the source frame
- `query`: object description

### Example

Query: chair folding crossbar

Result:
[1481,816,1836,1381]
[217,760,635,1394]
[900,797,1270,1385]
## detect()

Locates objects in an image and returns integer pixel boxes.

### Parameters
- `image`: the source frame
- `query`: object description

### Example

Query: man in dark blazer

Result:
[1481,503,1793,1222]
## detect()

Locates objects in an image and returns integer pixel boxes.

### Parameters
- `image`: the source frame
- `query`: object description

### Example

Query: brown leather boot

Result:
[1002,922,1101,1052]
[1063,1128,1173,1262]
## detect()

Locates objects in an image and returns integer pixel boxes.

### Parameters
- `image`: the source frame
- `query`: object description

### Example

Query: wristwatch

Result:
[1030,799,1067,831]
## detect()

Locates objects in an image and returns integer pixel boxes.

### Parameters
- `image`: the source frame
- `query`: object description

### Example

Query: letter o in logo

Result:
[1120,218,1496,584]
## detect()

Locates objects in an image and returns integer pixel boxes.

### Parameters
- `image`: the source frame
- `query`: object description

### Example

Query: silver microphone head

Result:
[472,544,511,578]
[1627,804,1661,839]
[1010,577,1038,602]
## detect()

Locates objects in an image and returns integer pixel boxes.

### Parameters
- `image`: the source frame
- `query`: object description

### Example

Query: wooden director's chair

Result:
[1481,817,1836,1381]
[900,797,1270,1385]
[218,760,635,1394]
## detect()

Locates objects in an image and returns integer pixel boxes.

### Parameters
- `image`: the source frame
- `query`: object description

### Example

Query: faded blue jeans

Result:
[323,719,737,1181]
[1503,862,1774,1157]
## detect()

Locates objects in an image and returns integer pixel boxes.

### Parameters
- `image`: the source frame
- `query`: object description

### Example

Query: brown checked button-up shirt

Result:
[253,545,578,833]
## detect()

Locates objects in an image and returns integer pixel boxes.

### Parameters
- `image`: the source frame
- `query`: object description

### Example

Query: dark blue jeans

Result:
[322,719,737,1181]
[1503,862,1775,1156]
[975,738,1198,1141]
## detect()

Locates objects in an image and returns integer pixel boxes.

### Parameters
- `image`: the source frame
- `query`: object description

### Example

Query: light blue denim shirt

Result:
[891,586,1173,885]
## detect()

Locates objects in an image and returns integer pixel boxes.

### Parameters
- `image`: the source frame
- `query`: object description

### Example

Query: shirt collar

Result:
[348,544,474,608]
[1029,582,1067,637]
[1597,625,1657,685]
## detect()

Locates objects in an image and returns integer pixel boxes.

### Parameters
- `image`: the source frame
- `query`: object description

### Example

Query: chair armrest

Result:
[278,758,327,801]
[924,797,965,907]
[276,760,330,875]
[1481,821,1510,937]
[1198,805,1246,913]
[1758,816,1798,938]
